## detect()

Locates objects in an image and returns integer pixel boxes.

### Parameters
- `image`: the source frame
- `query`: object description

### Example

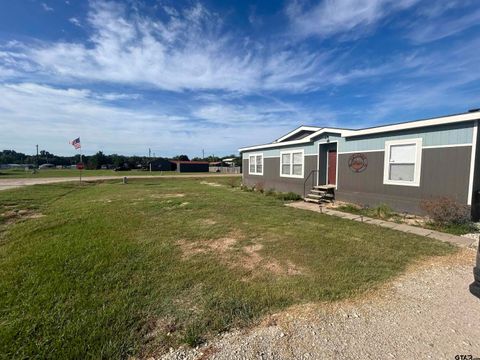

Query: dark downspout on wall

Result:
[471,120,480,221]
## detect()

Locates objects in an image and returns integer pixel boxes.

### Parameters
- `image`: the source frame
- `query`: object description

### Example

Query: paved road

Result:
[0,173,241,191]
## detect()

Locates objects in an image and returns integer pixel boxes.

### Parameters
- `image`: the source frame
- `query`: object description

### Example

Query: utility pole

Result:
[202,149,205,159]
[149,148,151,158]
[36,144,39,169]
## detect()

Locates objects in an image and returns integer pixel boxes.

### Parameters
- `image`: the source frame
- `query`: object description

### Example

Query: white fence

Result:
[209,166,241,174]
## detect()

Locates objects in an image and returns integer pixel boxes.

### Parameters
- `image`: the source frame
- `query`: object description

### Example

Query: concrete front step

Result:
[305,197,333,204]
[314,185,336,190]
[306,193,324,199]
[307,193,334,199]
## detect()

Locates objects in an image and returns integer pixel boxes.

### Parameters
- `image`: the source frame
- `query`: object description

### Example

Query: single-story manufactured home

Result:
[239,110,480,219]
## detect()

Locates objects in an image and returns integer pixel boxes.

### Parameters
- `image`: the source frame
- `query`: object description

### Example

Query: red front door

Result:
[328,150,337,185]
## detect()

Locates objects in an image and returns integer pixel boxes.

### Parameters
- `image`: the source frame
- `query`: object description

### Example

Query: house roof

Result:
[274,126,321,143]
[238,127,353,152]
[238,110,480,152]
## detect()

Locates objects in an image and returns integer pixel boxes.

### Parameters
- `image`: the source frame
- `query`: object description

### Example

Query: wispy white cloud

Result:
[0,83,181,154]
[0,83,324,156]
[26,1,259,91]
[286,0,419,38]
[359,38,480,122]
[41,3,54,12]
[2,0,384,94]
[0,48,40,78]
[93,92,141,101]
[192,101,339,127]
[406,7,480,43]
[69,17,82,27]
[414,0,472,18]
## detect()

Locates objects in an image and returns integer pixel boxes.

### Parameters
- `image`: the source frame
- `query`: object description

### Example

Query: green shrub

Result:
[241,186,300,201]
[265,188,275,197]
[275,192,302,201]
[240,184,254,192]
[254,182,265,193]
[336,204,363,215]
[182,322,204,347]
[371,203,394,220]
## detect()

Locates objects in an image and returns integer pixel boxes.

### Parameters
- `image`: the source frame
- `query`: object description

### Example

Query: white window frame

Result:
[383,138,422,187]
[280,149,304,178]
[248,153,263,175]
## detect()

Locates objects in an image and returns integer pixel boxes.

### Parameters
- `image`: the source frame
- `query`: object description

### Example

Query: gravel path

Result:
[160,248,480,360]
[0,174,239,191]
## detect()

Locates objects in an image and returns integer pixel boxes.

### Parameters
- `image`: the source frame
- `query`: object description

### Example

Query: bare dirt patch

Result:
[198,219,217,226]
[200,181,223,187]
[177,235,238,258]
[1,209,45,225]
[177,232,303,276]
[143,316,178,342]
[242,243,304,276]
[140,316,181,358]
[150,193,185,198]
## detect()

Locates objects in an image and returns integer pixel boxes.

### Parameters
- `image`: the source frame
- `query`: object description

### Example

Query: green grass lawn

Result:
[0,168,219,178]
[0,177,454,358]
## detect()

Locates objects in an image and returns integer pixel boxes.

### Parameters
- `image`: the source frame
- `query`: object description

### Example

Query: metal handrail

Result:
[303,169,319,198]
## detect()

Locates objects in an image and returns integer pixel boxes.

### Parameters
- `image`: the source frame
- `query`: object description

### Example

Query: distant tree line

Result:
[0,150,241,169]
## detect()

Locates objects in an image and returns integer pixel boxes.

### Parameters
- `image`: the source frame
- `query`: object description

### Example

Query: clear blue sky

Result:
[0,0,479,157]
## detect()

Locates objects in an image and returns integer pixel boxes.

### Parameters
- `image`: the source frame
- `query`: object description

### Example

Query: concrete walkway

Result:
[0,173,240,191]
[287,201,478,248]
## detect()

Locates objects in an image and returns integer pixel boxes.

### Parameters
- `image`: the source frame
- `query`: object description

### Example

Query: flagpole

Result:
[79,145,82,183]
[70,137,83,183]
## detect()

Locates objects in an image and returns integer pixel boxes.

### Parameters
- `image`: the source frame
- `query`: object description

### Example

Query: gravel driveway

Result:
[0,174,239,191]
[161,248,480,360]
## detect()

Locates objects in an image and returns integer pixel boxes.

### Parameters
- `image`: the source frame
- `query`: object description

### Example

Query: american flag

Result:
[69,137,81,150]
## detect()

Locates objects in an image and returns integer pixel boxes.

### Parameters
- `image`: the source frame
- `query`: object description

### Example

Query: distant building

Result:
[39,163,55,169]
[209,159,241,174]
[0,164,34,169]
[147,158,173,171]
[222,158,236,166]
[171,160,209,172]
